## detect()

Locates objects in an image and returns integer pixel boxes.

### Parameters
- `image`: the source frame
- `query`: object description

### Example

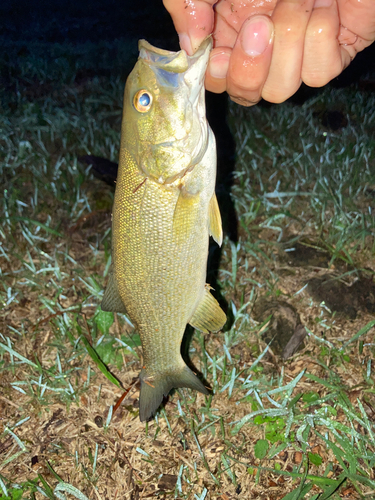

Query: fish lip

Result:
[138,36,212,71]
[186,36,213,63]
[138,37,212,185]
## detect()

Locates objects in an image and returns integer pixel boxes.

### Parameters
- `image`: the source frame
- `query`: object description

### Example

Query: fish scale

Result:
[102,37,226,421]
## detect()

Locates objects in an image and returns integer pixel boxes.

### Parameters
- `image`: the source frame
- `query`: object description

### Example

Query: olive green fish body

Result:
[102,38,226,421]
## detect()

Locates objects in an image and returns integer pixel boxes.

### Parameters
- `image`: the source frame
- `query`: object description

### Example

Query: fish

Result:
[101,37,226,422]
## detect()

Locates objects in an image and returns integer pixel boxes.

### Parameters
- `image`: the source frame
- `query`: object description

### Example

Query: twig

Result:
[113,381,137,415]
[68,209,107,234]
[33,306,80,332]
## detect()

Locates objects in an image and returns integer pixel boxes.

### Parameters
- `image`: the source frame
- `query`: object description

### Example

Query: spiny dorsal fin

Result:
[101,266,127,314]
[208,193,223,246]
[189,285,226,333]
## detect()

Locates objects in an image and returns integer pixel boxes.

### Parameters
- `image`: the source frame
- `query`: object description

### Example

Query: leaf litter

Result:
[1,38,375,500]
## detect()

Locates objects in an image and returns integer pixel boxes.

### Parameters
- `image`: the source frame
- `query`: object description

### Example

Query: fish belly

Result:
[112,152,211,420]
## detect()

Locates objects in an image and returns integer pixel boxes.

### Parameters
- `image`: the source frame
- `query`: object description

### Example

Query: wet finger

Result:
[262,0,315,103]
[336,0,375,62]
[338,0,375,44]
[302,0,349,87]
[163,0,216,54]
[226,15,274,106]
[205,47,231,94]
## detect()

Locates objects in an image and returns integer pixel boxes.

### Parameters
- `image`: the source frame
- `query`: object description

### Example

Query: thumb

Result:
[163,0,216,54]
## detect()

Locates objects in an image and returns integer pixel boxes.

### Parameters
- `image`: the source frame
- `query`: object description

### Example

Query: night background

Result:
[1,1,375,499]
[1,0,374,89]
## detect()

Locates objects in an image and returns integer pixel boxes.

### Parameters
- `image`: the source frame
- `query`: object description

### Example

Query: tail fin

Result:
[139,365,209,422]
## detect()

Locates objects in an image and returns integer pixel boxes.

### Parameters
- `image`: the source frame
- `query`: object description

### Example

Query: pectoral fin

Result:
[172,189,199,244]
[101,266,127,314]
[189,285,226,333]
[208,193,223,246]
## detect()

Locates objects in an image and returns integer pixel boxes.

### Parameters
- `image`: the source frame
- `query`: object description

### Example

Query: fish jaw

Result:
[122,37,213,185]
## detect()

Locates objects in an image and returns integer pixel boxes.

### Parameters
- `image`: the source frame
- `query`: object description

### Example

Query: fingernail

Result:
[241,16,273,57]
[179,33,193,55]
[209,52,230,79]
[314,0,333,7]
[189,34,205,54]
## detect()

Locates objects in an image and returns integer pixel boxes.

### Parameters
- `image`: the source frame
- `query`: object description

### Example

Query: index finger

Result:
[163,0,216,54]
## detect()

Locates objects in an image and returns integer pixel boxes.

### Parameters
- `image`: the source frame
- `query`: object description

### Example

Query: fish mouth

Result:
[139,37,212,73]
[139,37,212,185]
[151,110,208,185]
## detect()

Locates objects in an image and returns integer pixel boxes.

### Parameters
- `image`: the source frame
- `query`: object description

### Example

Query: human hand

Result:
[163,0,375,106]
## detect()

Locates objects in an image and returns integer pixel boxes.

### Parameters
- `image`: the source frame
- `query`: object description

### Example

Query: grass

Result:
[1,33,375,499]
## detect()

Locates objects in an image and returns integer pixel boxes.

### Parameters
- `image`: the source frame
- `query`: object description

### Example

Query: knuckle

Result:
[262,81,300,103]
[275,20,305,46]
[229,95,260,107]
[310,18,333,40]
[303,64,339,87]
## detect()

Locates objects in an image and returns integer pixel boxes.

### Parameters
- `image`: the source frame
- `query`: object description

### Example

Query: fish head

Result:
[123,37,212,185]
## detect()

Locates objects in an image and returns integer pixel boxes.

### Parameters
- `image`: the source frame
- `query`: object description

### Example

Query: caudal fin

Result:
[139,365,209,422]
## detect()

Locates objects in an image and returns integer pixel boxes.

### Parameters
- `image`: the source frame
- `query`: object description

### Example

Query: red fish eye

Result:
[133,90,153,112]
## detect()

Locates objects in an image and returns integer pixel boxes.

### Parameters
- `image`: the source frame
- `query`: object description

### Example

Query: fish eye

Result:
[133,90,153,112]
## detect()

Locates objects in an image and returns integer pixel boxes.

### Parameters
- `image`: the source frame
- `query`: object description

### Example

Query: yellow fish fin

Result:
[101,266,127,314]
[189,285,226,333]
[172,189,198,243]
[208,193,223,246]
[139,365,209,422]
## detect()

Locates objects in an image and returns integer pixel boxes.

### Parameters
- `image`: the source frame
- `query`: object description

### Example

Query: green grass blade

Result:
[0,342,38,368]
[54,482,90,500]
[3,216,62,237]
[80,335,123,389]
[280,483,313,500]
[37,475,55,500]
[340,319,375,351]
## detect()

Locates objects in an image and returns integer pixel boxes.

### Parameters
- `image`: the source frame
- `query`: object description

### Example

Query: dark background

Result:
[1,0,374,87]
[0,0,178,50]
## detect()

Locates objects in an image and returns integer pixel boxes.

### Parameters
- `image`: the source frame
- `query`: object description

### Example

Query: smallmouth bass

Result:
[102,37,226,421]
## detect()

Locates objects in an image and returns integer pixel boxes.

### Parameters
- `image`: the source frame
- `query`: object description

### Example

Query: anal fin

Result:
[101,265,127,314]
[208,193,223,246]
[189,285,226,333]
